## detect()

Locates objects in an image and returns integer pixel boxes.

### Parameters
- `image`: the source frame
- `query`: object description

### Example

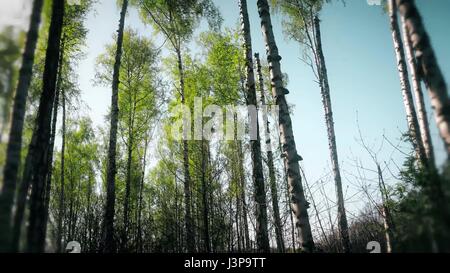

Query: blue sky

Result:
[2,0,449,231]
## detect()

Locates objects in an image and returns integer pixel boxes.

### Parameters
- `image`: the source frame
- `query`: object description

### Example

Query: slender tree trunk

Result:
[174,174,180,253]
[122,95,137,252]
[137,134,149,253]
[103,0,128,254]
[234,110,250,252]
[377,165,395,253]
[86,172,92,253]
[175,48,196,253]
[236,72,251,252]
[137,168,144,253]
[39,84,60,250]
[313,17,351,253]
[400,12,435,164]
[239,0,270,253]
[228,189,234,252]
[56,89,66,253]
[195,186,201,251]
[257,0,315,252]
[40,36,67,251]
[235,184,242,252]
[201,140,211,252]
[396,0,450,158]
[389,0,427,166]
[254,52,285,253]
[209,172,217,253]
[237,141,250,252]
[121,135,133,252]
[228,142,240,252]
[26,0,65,253]
[230,141,243,253]
[67,171,74,241]
[0,0,44,252]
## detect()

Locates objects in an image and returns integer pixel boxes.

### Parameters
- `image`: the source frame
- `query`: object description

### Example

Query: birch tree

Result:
[400,15,434,165]
[239,0,270,253]
[103,0,129,253]
[257,0,315,252]
[271,0,351,252]
[255,52,285,253]
[388,0,427,166]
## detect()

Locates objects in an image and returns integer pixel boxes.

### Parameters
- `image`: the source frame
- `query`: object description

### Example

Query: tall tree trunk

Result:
[175,48,196,253]
[235,183,242,252]
[231,141,243,252]
[257,0,315,253]
[56,88,66,253]
[174,174,181,253]
[236,71,251,253]
[103,0,128,254]
[121,135,133,252]
[237,141,250,252]
[239,0,270,253]
[39,83,60,249]
[122,96,137,253]
[0,0,44,252]
[40,36,66,251]
[86,172,93,253]
[228,188,234,252]
[389,0,427,165]
[26,0,65,253]
[137,133,149,253]
[233,109,250,251]
[209,173,217,253]
[67,171,75,241]
[254,52,285,253]
[137,168,144,253]
[400,9,435,164]
[313,17,351,253]
[194,186,201,251]
[396,0,450,159]
[201,140,211,252]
